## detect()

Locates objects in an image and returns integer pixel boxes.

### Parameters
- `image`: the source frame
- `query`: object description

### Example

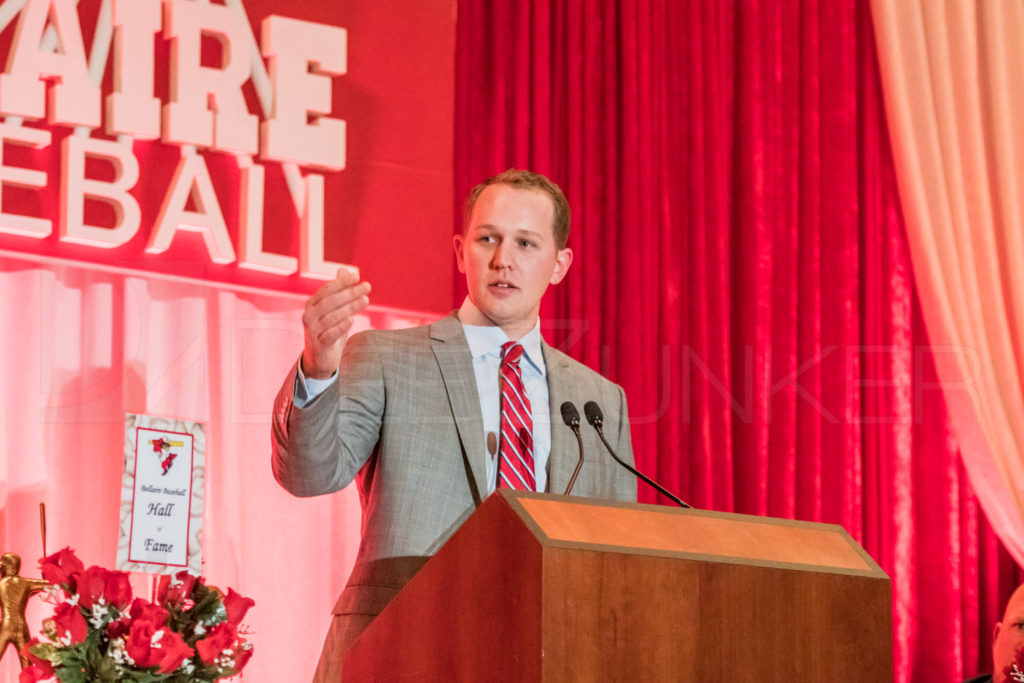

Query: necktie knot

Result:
[502,341,525,365]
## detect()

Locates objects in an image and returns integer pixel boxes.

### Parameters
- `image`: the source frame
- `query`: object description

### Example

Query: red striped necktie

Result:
[498,341,535,491]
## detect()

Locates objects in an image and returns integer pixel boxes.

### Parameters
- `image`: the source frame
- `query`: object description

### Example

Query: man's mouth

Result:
[489,281,517,289]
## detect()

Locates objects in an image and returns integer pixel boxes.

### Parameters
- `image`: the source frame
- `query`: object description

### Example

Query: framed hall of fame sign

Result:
[117,413,205,576]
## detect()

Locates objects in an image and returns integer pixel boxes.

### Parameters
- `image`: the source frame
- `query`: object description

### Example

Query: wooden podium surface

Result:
[343,491,891,681]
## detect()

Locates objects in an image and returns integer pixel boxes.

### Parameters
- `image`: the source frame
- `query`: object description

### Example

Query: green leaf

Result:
[85,649,121,681]
[28,641,59,661]
[54,665,87,683]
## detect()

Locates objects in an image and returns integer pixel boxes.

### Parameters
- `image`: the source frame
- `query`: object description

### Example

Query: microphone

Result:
[583,401,692,508]
[560,401,585,496]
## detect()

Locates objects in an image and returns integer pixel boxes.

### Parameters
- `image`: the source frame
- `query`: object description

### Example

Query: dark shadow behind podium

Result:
[343,490,891,681]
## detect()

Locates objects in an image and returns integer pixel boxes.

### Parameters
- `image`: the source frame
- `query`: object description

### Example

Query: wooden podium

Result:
[343,490,891,681]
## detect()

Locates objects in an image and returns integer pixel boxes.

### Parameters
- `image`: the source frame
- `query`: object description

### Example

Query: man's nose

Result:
[491,241,511,269]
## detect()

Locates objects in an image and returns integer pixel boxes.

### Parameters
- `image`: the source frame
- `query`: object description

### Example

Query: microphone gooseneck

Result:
[560,401,585,496]
[582,401,692,509]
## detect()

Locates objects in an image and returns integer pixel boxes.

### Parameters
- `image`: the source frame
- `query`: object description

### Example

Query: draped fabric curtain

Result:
[456,1,1022,680]
[870,0,1024,567]
[2,2,1023,682]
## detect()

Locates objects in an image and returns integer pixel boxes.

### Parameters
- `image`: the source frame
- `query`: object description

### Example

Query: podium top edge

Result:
[498,491,887,578]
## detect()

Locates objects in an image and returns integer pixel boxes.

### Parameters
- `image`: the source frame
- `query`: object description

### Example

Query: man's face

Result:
[993,584,1024,683]
[454,184,572,335]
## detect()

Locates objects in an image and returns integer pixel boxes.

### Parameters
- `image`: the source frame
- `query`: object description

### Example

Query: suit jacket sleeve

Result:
[613,382,638,501]
[271,331,384,497]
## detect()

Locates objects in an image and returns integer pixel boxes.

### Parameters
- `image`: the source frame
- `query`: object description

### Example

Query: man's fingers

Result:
[304,289,370,335]
[323,282,371,313]
[304,282,371,333]
[299,268,367,378]
[304,289,370,343]
[315,316,355,347]
[319,293,370,328]
[336,265,359,283]
[307,281,371,317]
[305,267,363,307]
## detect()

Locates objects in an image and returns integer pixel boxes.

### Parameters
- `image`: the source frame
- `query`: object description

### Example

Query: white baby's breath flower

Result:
[89,603,109,628]
[109,637,135,666]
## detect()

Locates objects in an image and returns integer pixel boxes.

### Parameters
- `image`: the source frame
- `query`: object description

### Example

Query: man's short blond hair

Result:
[463,169,571,250]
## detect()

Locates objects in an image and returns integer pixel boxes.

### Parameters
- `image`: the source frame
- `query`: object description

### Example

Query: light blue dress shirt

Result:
[459,313,550,495]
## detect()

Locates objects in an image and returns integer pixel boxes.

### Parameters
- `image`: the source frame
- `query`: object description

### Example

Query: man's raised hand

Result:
[301,267,371,379]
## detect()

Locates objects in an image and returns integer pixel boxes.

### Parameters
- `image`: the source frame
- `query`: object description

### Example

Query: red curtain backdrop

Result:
[455,1,1022,680]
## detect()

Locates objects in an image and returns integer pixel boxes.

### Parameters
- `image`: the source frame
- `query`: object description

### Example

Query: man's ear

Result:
[453,234,467,273]
[549,247,573,284]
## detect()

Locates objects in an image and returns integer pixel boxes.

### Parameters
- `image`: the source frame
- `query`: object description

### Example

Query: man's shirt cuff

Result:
[292,359,338,408]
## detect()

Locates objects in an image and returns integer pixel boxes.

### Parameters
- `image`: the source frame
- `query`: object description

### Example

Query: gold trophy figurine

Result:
[0,553,49,668]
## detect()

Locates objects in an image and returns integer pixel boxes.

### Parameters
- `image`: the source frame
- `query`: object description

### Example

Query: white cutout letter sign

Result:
[163,0,258,154]
[60,135,141,247]
[261,15,346,171]
[0,0,101,127]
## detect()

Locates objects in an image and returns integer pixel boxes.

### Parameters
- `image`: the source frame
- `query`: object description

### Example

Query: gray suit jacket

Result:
[271,313,637,621]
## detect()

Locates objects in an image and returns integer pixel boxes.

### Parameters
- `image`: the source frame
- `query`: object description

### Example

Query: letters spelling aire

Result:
[0,0,349,279]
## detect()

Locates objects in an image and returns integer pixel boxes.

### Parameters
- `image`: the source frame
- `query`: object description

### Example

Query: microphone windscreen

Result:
[583,401,603,426]
[560,401,581,426]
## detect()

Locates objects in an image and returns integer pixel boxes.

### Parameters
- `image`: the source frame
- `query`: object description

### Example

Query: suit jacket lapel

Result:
[430,314,489,501]
[544,341,576,495]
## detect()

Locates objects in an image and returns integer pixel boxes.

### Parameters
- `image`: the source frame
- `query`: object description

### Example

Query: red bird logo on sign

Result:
[150,437,183,475]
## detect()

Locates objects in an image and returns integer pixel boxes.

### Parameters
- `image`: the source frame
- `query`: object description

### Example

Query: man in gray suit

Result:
[272,169,637,682]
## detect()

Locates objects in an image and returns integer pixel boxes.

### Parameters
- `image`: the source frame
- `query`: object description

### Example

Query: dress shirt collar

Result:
[457,297,545,377]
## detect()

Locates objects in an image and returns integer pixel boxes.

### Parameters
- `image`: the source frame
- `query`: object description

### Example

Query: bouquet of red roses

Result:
[21,548,254,683]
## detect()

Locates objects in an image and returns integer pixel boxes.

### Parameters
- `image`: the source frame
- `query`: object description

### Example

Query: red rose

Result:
[17,665,50,683]
[103,570,132,609]
[223,587,254,625]
[106,616,130,641]
[126,621,195,674]
[39,547,83,591]
[52,602,87,644]
[74,566,132,611]
[76,565,110,610]
[20,639,54,677]
[128,598,169,627]
[154,629,194,674]
[196,622,236,664]
[176,570,198,592]
[233,643,253,673]
[156,571,197,607]
[125,620,162,669]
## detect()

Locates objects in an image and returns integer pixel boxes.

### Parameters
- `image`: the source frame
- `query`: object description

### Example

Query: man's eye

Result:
[519,240,535,248]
